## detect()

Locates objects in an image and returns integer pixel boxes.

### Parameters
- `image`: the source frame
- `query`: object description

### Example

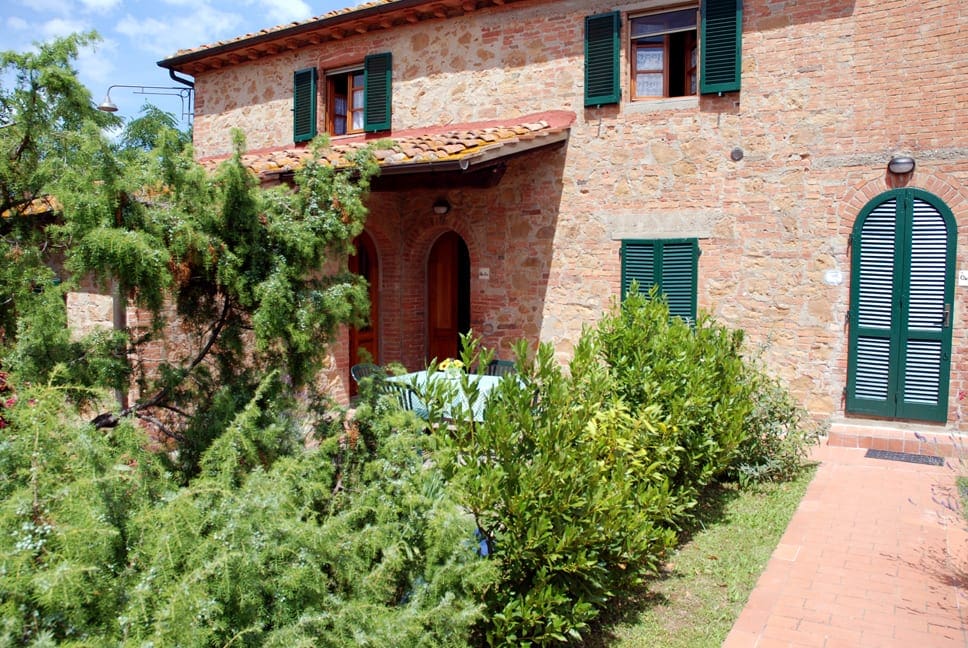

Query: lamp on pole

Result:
[97,84,194,123]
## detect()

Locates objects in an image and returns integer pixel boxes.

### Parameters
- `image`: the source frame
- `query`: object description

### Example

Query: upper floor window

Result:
[292,52,392,142]
[328,68,365,135]
[584,1,742,108]
[326,52,392,136]
[630,8,698,99]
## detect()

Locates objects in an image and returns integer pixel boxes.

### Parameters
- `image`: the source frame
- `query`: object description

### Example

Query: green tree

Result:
[0,34,378,476]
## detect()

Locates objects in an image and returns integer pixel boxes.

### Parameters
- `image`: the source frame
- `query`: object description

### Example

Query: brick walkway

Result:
[724,444,968,647]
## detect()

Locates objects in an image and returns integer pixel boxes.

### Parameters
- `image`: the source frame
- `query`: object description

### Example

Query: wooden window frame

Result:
[326,67,365,137]
[629,6,699,101]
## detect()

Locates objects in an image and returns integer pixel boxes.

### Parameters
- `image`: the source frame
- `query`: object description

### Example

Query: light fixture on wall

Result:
[96,84,195,123]
[432,197,451,215]
[887,155,915,175]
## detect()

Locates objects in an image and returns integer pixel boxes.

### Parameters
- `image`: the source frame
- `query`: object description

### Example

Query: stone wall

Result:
[176,0,968,429]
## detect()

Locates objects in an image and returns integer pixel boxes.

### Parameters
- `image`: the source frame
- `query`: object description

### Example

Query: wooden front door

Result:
[427,231,470,363]
[846,189,957,422]
[349,232,379,395]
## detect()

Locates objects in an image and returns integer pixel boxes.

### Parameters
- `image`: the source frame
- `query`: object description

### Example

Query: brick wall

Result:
[123,0,968,430]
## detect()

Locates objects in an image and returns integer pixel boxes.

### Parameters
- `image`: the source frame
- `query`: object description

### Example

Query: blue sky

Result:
[3,0,359,129]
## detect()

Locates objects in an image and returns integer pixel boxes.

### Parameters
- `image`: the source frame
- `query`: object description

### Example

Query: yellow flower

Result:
[439,358,464,371]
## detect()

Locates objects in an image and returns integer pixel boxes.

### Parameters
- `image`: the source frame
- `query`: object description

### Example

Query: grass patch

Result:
[586,465,817,647]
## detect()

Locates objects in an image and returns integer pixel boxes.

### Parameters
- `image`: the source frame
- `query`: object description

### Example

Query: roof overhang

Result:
[199,110,575,190]
[158,0,531,76]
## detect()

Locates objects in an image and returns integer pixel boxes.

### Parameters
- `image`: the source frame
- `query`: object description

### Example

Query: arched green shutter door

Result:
[847,189,957,422]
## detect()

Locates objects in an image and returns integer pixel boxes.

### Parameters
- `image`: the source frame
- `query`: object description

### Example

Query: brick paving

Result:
[724,443,968,647]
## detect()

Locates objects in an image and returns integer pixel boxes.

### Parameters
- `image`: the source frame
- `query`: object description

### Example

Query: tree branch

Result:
[135,412,186,444]
[92,293,233,429]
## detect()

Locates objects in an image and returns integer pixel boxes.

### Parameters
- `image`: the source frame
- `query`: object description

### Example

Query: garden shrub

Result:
[0,375,497,647]
[434,336,680,645]
[727,359,821,486]
[0,381,167,645]
[594,286,752,509]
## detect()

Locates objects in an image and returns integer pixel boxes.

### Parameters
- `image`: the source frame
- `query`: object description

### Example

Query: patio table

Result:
[387,370,504,422]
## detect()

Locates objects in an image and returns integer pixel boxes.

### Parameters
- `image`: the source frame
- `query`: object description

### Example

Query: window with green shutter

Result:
[621,239,699,321]
[293,67,317,143]
[597,1,741,103]
[363,52,392,132]
[585,12,621,106]
[700,0,742,94]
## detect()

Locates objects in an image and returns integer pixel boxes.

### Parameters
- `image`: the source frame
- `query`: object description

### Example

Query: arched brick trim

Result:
[328,225,393,402]
[400,216,482,365]
[839,170,968,227]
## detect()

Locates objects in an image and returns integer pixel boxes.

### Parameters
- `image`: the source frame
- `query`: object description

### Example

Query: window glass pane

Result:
[636,47,664,72]
[352,110,364,131]
[631,9,696,38]
[636,73,664,96]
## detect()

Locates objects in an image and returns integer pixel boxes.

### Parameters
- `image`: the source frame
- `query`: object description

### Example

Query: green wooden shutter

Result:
[846,198,899,417]
[293,67,317,143]
[659,240,699,322]
[896,195,956,421]
[621,239,699,321]
[364,52,392,132]
[585,12,621,107]
[700,0,742,94]
[622,241,656,298]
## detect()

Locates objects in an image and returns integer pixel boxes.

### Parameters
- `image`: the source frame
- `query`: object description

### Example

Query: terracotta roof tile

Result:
[168,1,397,60]
[199,110,575,181]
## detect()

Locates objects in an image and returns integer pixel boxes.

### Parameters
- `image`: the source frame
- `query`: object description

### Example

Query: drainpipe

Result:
[167,68,194,89]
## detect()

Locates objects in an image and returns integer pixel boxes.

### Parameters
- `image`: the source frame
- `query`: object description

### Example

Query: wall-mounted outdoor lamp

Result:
[96,84,195,123]
[432,198,452,215]
[887,155,915,175]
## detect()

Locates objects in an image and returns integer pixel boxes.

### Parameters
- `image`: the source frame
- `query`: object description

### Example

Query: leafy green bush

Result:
[594,286,752,508]
[433,336,680,645]
[0,382,167,645]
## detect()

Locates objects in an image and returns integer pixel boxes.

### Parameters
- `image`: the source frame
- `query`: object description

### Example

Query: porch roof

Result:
[198,110,574,189]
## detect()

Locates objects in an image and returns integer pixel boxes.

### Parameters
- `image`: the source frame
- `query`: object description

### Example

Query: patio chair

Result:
[485,359,516,377]
[351,362,386,384]
[377,381,429,421]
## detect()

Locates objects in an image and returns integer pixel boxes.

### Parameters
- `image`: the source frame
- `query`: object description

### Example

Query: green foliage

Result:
[0,381,167,645]
[430,336,679,645]
[727,361,821,486]
[7,285,130,398]
[0,378,497,647]
[118,104,191,152]
[1,35,381,476]
[595,285,752,507]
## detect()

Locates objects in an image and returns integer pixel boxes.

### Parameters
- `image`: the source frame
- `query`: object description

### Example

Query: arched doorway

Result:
[846,188,957,422]
[427,231,470,363]
[349,231,379,395]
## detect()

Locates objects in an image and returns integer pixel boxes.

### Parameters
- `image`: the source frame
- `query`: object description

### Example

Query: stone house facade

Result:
[153,0,968,449]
